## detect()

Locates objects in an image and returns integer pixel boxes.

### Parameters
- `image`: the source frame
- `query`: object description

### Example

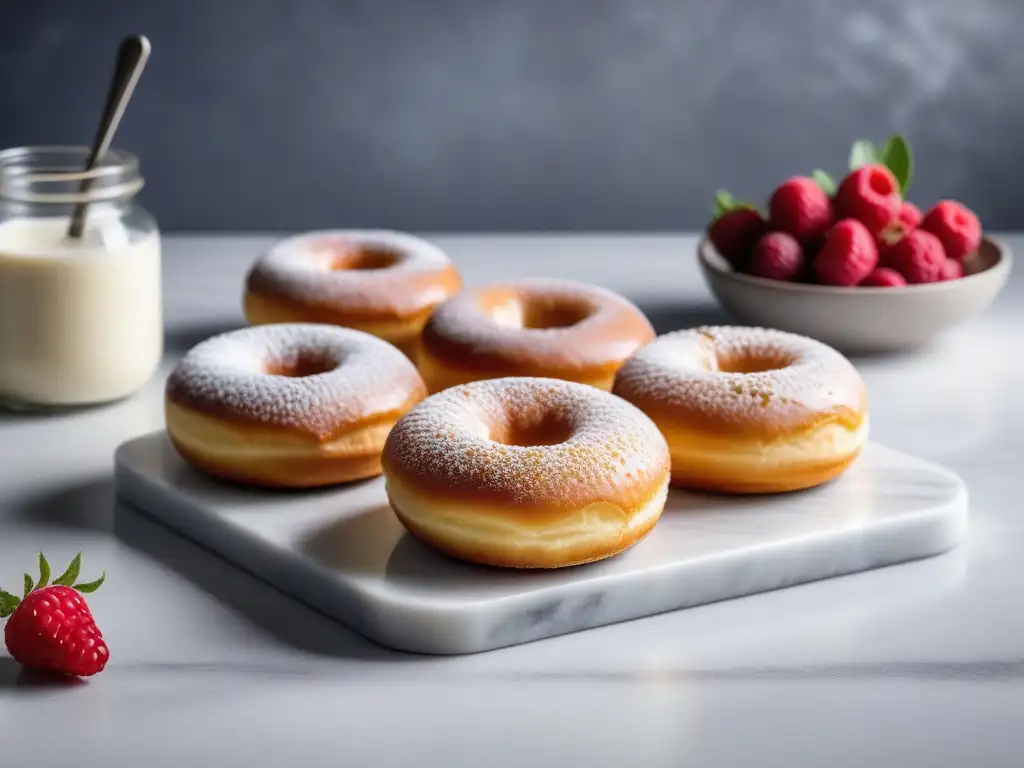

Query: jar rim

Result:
[0,145,140,183]
[0,145,144,204]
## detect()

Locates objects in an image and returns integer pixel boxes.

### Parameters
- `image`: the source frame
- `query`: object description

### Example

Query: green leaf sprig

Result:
[847,134,913,196]
[712,189,759,216]
[811,169,837,196]
[706,134,914,228]
[710,189,760,224]
[0,552,106,619]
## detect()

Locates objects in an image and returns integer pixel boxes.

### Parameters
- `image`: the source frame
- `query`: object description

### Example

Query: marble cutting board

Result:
[113,431,968,655]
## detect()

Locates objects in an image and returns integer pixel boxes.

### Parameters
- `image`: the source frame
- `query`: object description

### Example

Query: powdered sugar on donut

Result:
[613,326,866,431]
[246,230,458,316]
[166,323,426,438]
[383,377,670,508]
[422,279,655,368]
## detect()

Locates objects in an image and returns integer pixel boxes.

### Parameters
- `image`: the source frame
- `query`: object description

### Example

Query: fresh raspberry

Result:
[708,208,768,268]
[1,553,108,677]
[834,164,901,236]
[940,258,965,281]
[768,177,834,243]
[878,199,924,249]
[861,267,907,287]
[813,219,879,286]
[885,229,946,284]
[920,200,982,261]
[747,232,805,281]
[898,201,922,230]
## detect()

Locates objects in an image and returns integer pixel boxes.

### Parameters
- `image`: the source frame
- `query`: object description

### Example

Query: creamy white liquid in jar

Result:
[0,146,163,408]
[0,215,163,407]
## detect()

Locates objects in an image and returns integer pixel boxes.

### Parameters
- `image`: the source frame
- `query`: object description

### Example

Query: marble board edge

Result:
[112,431,969,655]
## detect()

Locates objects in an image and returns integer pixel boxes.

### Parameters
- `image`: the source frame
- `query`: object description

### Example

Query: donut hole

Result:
[716,350,793,374]
[492,411,575,447]
[326,244,402,271]
[490,296,594,330]
[263,350,337,378]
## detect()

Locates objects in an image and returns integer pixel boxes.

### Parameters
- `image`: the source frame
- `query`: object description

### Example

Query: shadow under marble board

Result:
[113,432,968,655]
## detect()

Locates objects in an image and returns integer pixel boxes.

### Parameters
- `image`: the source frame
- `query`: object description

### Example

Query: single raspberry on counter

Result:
[861,267,907,287]
[813,219,879,286]
[898,201,922,230]
[708,208,768,268]
[940,258,965,281]
[920,200,982,261]
[747,232,805,281]
[885,229,946,284]
[834,164,902,236]
[1,552,109,678]
[768,177,834,243]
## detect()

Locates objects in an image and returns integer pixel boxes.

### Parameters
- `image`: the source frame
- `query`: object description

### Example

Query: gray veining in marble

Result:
[114,431,967,654]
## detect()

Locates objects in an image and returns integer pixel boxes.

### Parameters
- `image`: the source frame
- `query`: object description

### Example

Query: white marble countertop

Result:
[1,234,1021,767]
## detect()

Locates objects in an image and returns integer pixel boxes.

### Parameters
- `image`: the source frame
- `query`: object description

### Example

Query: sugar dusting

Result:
[383,377,670,507]
[613,326,866,427]
[423,278,654,366]
[246,230,456,315]
[166,323,425,437]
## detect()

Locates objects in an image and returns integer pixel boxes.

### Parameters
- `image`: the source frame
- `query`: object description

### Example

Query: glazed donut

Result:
[165,323,427,488]
[612,326,868,494]
[381,377,671,569]
[243,230,462,357]
[418,279,655,393]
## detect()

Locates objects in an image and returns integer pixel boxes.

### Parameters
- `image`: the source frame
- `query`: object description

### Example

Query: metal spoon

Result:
[66,34,151,239]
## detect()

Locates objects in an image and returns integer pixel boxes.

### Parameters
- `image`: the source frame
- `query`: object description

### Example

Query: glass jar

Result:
[0,146,163,408]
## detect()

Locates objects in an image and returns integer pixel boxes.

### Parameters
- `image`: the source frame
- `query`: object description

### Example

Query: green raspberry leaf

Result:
[53,552,82,587]
[849,139,880,170]
[812,169,836,196]
[37,552,50,589]
[73,571,106,594]
[711,188,759,219]
[880,134,913,197]
[713,189,735,216]
[22,574,33,598]
[0,588,21,618]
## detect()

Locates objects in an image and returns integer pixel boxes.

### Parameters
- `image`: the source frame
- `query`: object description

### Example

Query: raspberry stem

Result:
[712,189,758,219]
[37,552,50,589]
[0,590,19,618]
[0,552,105,618]
[75,573,106,593]
[53,552,81,586]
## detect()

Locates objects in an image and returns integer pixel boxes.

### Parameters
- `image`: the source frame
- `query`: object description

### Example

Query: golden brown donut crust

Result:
[386,476,667,569]
[381,377,671,568]
[242,230,462,352]
[418,279,655,392]
[653,420,865,493]
[612,326,869,494]
[164,401,396,488]
[165,323,427,488]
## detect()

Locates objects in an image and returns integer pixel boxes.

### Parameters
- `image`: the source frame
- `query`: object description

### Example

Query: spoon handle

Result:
[67,34,151,239]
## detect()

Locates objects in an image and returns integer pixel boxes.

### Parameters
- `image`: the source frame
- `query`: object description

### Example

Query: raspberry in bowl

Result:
[698,136,1012,353]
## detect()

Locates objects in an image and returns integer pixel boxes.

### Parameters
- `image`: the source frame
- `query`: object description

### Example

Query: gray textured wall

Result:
[1,0,1021,232]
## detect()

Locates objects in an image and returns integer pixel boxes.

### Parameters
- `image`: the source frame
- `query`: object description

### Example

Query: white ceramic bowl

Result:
[697,236,1012,353]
